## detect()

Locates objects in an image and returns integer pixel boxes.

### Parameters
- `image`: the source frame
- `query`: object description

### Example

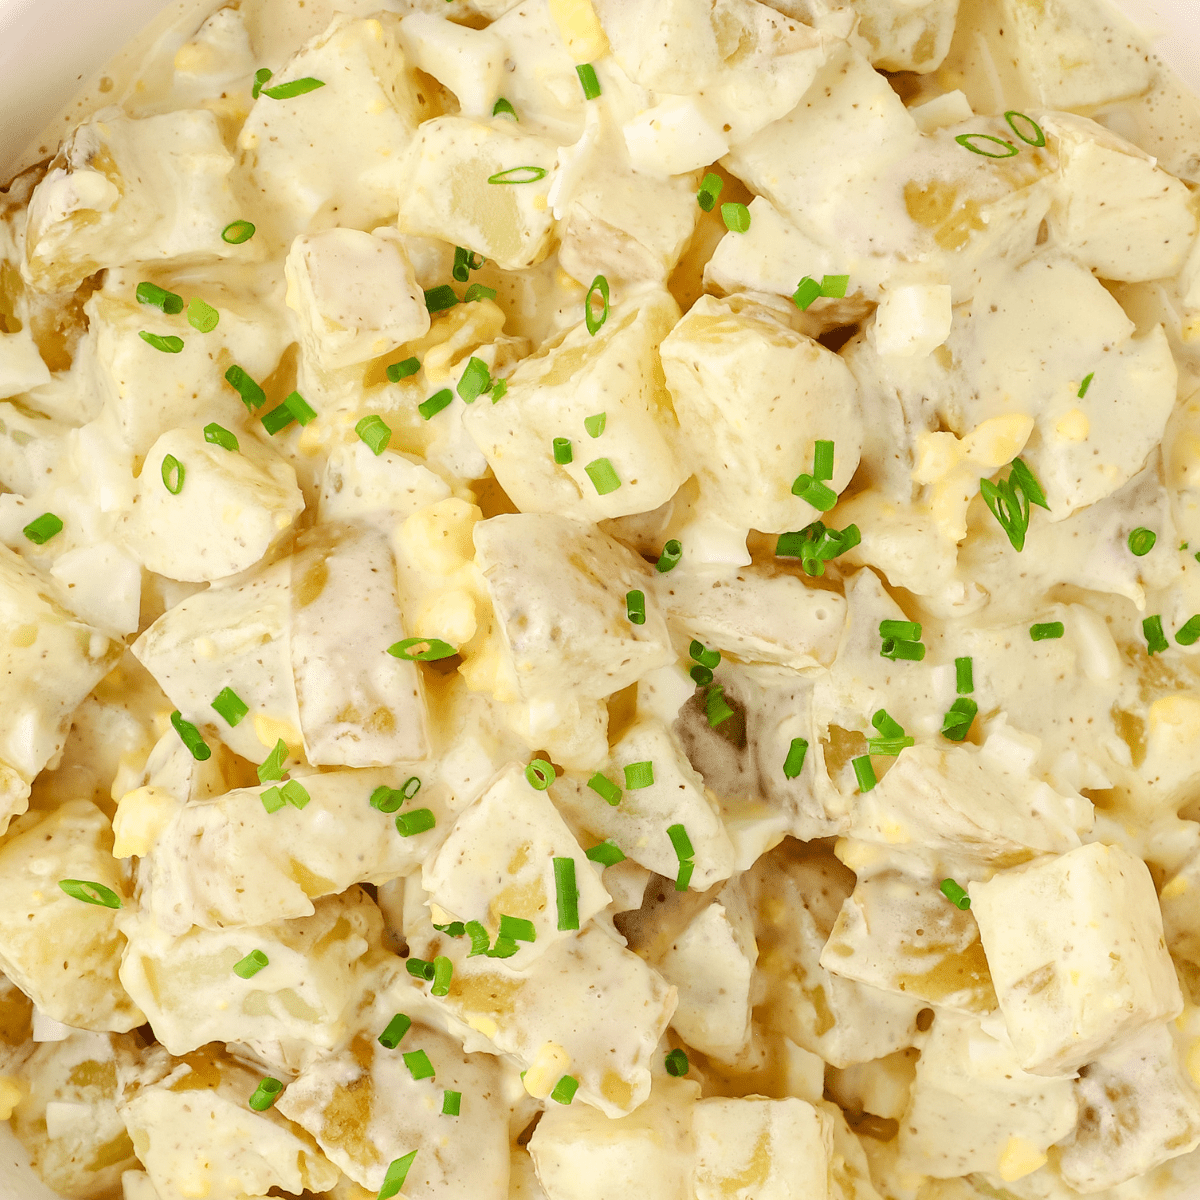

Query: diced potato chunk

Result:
[969,842,1183,1076]
[319,441,451,526]
[397,117,558,271]
[463,291,686,520]
[850,0,959,73]
[120,426,304,583]
[660,294,861,533]
[0,801,142,1031]
[397,14,506,118]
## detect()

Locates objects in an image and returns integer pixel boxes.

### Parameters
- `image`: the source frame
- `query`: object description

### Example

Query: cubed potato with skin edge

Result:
[397,117,559,271]
[0,801,142,1033]
[660,295,860,534]
[463,291,686,521]
[120,426,304,584]
[472,514,673,703]
[590,0,724,93]
[969,842,1183,1077]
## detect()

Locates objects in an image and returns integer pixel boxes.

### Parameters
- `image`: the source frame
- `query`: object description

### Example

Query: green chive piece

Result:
[576,63,601,99]
[1176,615,1200,646]
[690,640,721,669]
[387,357,420,382]
[262,76,326,99]
[664,1048,690,1076]
[248,1077,283,1111]
[624,760,654,790]
[626,589,646,625]
[790,473,837,511]
[225,365,266,410]
[1030,622,1064,641]
[22,513,62,544]
[487,165,547,185]
[584,411,607,438]
[407,958,435,981]
[135,282,183,314]
[370,786,404,814]
[258,738,288,783]
[940,878,972,909]
[551,1074,580,1104]
[690,664,714,686]
[261,403,295,435]
[222,219,256,244]
[667,823,694,861]
[433,920,465,937]
[489,378,508,403]
[1078,372,1094,398]
[852,755,877,793]
[587,772,621,806]
[396,808,436,837]
[1005,109,1046,146]
[387,636,457,660]
[554,857,579,931]
[706,683,734,727]
[282,391,316,425]
[139,331,184,354]
[280,780,309,809]
[464,282,498,303]
[1128,527,1157,557]
[867,736,914,756]
[955,132,1019,158]
[465,920,490,956]
[252,68,272,99]
[493,97,517,119]
[1008,460,1049,510]
[585,275,610,336]
[204,422,239,451]
[499,914,536,943]
[525,759,554,790]
[58,879,121,908]
[161,454,185,495]
[355,414,392,455]
[553,437,573,464]
[187,297,219,333]
[793,276,822,310]
[585,839,625,866]
[881,638,926,662]
[821,274,849,298]
[403,1049,435,1080]
[675,858,695,891]
[871,708,905,739]
[211,687,248,727]
[783,737,809,779]
[419,388,454,420]
[776,521,860,572]
[401,775,421,800]
[656,539,682,572]
[457,357,491,403]
[721,202,751,233]
[584,457,621,495]
[442,1089,461,1116]
[955,656,974,694]
[452,246,472,283]
[171,711,211,761]
[425,285,459,313]
[233,949,269,978]
[378,1151,417,1200]
[880,619,922,642]
[378,1014,411,1049]
[812,439,835,482]
[260,786,284,813]
[696,172,723,212]
[1144,615,1169,656]
[431,955,453,996]
[941,698,978,743]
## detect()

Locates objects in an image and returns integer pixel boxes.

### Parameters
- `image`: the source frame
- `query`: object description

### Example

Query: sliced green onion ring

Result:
[585,275,609,336]
[955,133,1019,158]
[487,165,547,185]
[58,879,121,908]
[1004,110,1046,147]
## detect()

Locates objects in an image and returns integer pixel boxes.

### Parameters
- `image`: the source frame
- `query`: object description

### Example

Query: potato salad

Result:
[3,0,1200,1197]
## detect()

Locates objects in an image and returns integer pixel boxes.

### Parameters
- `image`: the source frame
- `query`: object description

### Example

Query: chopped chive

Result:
[1128,527,1156,557]
[431,956,453,996]
[171,711,211,761]
[280,779,309,809]
[355,414,392,455]
[690,640,721,669]
[880,638,926,661]
[211,687,248,727]
[664,1048,689,1076]
[674,858,695,891]
[135,282,183,314]
[261,403,295,435]
[1143,615,1168,656]
[576,63,601,99]
[1176,615,1200,646]
[260,786,284,813]
[1005,110,1046,146]
[1030,622,1064,641]
[261,76,326,99]
[486,936,518,959]
[407,958,436,981]
[525,759,554,790]
[424,285,459,313]
[553,437,573,464]
[585,839,625,866]
[656,539,682,572]
[955,132,1019,158]
[940,878,971,909]
[403,1049,435,1080]
[251,67,272,99]
[58,879,120,908]
[457,357,491,403]
[821,275,849,298]
[187,297,219,333]
[370,786,404,813]
[248,1077,283,1111]
[776,521,859,572]
[667,823,694,861]
[1008,460,1049,510]
[871,709,905,739]
[225,364,266,410]
[442,1089,461,1116]
[387,636,457,660]
[204,422,239,451]
[867,736,914,756]
[554,857,579,931]
[783,737,808,779]
[551,1074,580,1104]
[585,275,609,336]
[432,921,464,936]
[139,331,184,354]
[161,454,185,495]
[22,513,62,544]
[1078,372,1094,398]
[418,388,454,420]
[879,620,921,642]
[587,772,621,806]
[793,276,822,310]
[955,656,974,694]
[790,473,837,511]
[379,1013,412,1049]
[812,440,834,482]
[706,683,734,727]
[690,664,713,686]
[487,165,547,185]
[852,755,877,792]
[584,412,606,438]
[696,172,723,212]
[222,219,256,244]
[283,391,316,425]
[941,697,977,742]
[396,808,436,837]
[721,202,750,233]
[626,589,646,625]
[584,457,621,495]
[499,914,536,943]
[258,738,288,783]
[452,246,472,283]
[378,1151,417,1200]
[387,357,421,382]
[624,761,654,790]
[464,282,497,303]
[233,949,269,978]
[982,459,1048,553]
[466,921,490,955]
[489,378,507,403]
[493,97,517,119]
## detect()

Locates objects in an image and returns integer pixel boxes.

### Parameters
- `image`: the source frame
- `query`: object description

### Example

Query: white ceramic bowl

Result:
[0,0,1197,1196]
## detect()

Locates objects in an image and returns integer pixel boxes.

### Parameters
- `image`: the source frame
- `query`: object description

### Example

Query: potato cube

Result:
[319,441,451,526]
[969,842,1183,1075]
[397,14,506,118]
[0,801,142,1032]
[48,542,141,636]
[464,291,686,520]
[591,0,724,92]
[851,0,959,73]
